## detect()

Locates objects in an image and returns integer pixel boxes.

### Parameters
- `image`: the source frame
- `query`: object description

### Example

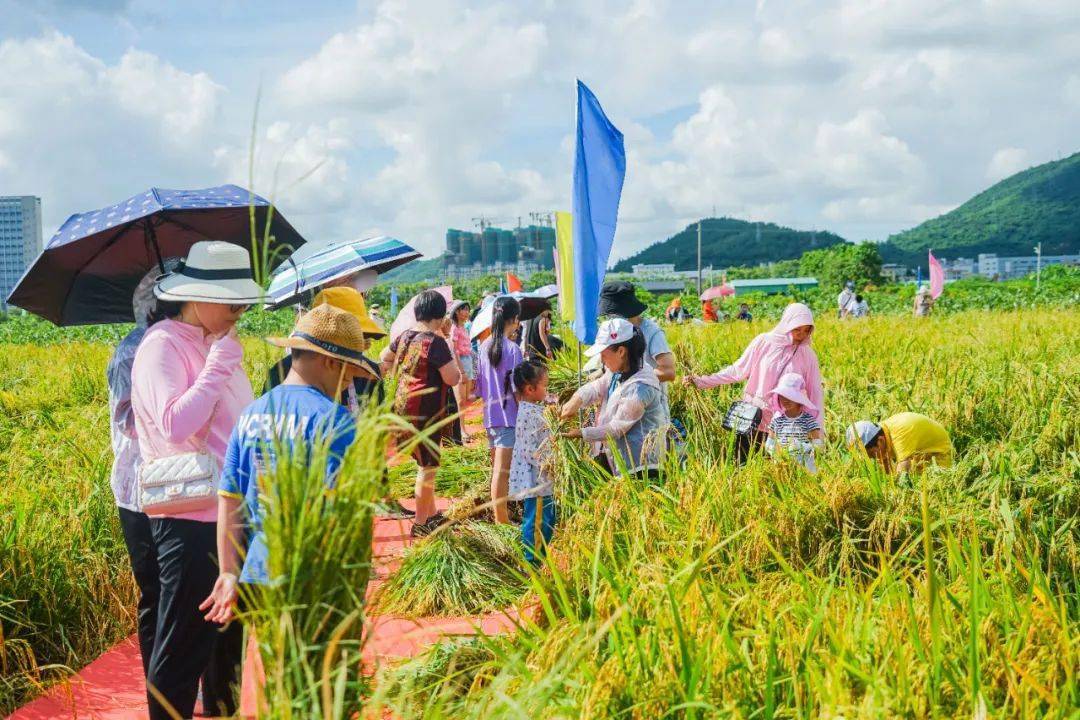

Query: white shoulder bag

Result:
[139,408,219,515]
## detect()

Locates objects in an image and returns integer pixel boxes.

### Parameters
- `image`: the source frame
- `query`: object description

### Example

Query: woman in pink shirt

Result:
[684,302,824,460]
[130,241,258,720]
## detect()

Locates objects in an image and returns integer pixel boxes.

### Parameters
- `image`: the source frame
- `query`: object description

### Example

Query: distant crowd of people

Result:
[104,246,953,717]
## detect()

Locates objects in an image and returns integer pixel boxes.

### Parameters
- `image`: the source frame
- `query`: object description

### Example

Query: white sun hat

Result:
[769,372,817,413]
[155,241,264,304]
[584,317,635,357]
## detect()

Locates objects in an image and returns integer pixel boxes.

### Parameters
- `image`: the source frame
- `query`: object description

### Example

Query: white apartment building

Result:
[0,196,43,309]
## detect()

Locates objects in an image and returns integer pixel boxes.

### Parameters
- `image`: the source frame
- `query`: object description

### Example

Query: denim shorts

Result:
[459,354,475,380]
[486,426,516,449]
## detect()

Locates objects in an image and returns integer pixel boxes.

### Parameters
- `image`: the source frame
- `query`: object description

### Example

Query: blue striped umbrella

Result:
[266,235,421,309]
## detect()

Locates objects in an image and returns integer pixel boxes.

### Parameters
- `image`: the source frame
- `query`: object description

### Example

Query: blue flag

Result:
[389,286,399,318]
[572,80,626,345]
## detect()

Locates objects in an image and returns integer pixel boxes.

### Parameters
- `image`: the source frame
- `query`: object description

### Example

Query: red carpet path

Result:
[9,404,518,720]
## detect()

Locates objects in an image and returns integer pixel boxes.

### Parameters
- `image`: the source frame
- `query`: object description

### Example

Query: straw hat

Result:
[155,241,263,303]
[311,286,386,338]
[267,304,376,378]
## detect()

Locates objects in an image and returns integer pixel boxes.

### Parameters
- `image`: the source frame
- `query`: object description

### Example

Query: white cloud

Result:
[5,0,1080,261]
[102,49,223,142]
[0,32,225,235]
[986,147,1030,181]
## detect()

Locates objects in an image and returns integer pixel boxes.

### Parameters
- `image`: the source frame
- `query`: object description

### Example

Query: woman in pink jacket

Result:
[130,241,259,720]
[684,302,824,460]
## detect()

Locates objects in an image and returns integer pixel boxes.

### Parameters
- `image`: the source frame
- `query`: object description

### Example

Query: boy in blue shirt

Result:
[200,304,376,624]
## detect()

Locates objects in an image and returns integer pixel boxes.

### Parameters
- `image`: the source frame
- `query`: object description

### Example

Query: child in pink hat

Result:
[765,372,824,472]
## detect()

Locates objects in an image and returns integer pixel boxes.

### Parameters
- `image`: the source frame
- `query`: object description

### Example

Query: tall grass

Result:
[368,309,1080,718]
[0,344,135,713]
[3,309,1078,717]
[238,392,398,719]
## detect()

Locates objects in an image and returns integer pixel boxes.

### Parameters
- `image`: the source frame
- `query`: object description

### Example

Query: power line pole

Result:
[1035,242,1042,290]
[697,220,703,294]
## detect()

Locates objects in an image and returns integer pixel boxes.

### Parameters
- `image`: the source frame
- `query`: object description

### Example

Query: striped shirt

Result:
[767,412,821,446]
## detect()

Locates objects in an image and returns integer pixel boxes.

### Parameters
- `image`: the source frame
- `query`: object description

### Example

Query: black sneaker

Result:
[375,500,415,519]
[410,513,449,538]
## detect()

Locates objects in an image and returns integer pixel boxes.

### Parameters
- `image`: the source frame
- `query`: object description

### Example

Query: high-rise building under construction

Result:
[445,224,556,272]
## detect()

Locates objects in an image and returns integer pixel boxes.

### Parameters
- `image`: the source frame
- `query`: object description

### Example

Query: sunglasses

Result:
[228,304,251,315]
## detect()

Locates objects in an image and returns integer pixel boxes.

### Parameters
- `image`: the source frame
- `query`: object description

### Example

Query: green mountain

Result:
[377,255,445,284]
[880,152,1080,265]
[612,217,845,272]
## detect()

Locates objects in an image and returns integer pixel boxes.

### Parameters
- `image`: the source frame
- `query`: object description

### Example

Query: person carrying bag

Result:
[685,303,824,463]
[130,241,259,720]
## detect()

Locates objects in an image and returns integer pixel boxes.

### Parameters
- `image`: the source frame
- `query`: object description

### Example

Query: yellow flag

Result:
[554,211,575,322]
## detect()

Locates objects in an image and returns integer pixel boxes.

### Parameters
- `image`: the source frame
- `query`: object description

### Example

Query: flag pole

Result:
[576,341,583,422]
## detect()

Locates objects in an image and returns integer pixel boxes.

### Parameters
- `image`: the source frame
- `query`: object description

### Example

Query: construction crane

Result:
[529,211,555,227]
[471,215,512,232]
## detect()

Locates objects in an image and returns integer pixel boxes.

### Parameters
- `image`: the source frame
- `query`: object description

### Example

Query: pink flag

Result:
[928,251,944,299]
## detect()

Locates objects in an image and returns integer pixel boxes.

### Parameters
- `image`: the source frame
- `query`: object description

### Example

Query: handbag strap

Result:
[779,345,799,376]
[194,403,219,454]
[390,331,412,376]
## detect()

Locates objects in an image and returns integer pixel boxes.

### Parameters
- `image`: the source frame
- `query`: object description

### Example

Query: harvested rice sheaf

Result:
[375,522,527,617]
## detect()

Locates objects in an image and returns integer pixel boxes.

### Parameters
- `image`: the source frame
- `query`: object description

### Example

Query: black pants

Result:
[147,517,243,720]
[118,507,161,678]
[733,430,766,465]
[596,454,663,482]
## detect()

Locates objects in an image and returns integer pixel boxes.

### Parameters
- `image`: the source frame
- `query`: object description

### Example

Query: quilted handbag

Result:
[139,410,219,515]
[721,400,762,436]
[139,452,219,514]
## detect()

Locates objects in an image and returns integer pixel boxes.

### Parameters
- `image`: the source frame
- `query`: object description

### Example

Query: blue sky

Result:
[4,0,1080,261]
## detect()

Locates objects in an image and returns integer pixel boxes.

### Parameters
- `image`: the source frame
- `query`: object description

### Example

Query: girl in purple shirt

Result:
[477,296,522,524]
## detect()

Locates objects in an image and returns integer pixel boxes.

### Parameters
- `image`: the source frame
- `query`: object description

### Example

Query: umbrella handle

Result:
[145,221,166,275]
[287,255,300,296]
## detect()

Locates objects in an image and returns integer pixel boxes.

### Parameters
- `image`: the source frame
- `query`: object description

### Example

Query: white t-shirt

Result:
[639,317,673,424]
[837,289,855,315]
[850,300,869,318]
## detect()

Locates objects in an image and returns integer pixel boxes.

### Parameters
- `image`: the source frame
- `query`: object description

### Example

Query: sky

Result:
[3,0,1080,262]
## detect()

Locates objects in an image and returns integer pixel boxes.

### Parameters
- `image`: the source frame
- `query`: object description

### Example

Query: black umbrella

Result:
[7,184,306,325]
[469,292,552,341]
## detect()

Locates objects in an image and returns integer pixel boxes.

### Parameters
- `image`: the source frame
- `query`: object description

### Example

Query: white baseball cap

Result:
[846,420,881,448]
[585,318,635,357]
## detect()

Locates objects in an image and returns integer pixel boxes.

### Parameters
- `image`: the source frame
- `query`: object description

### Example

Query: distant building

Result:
[976,252,1080,280]
[0,196,43,310]
[881,263,909,283]
[941,256,976,280]
[445,224,556,274]
[631,263,676,276]
[729,277,818,296]
[629,263,714,280]
[444,260,544,281]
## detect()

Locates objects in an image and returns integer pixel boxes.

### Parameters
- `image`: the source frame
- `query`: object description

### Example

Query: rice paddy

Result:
[2,307,1078,717]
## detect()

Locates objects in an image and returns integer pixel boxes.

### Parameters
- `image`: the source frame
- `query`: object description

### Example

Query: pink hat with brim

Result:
[769,372,816,413]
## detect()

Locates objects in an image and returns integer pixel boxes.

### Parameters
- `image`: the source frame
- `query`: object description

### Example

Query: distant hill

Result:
[378,255,444,284]
[880,152,1080,265]
[612,217,845,272]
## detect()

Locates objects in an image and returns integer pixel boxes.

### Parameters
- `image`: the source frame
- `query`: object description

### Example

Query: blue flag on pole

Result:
[572,80,626,344]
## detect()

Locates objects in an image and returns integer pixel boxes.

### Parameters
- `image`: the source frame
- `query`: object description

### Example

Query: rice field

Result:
[1,308,1078,717]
